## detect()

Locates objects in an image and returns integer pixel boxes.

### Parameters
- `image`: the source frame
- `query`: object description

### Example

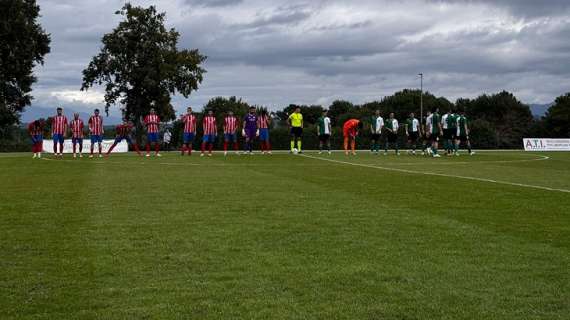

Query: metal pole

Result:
[419,73,423,121]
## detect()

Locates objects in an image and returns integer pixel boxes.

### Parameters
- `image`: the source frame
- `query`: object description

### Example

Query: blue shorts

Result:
[224,133,237,142]
[91,135,102,144]
[52,134,64,144]
[72,138,83,144]
[183,132,195,144]
[202,134,216,143]
[147,132,159,143]
[259,128,269,141]
[115,136,133,145]
[31,134,43,144]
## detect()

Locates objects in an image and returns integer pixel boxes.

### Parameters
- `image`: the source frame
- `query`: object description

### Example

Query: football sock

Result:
[223,142,228,152]
[297,140,302,151]
[290,140,295,151]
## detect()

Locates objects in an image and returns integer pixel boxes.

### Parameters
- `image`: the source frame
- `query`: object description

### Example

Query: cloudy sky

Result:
[28,0,570,120]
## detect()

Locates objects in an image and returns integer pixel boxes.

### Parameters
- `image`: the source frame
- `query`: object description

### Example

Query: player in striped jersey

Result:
[223,111,239,156]
[88,109,104,158]
[181,106,197,156]
[70,113,85,158]
[144,108,161,157]
[257,110,272,155]
[106,120,142,156]
[405,112,421,155]
[28,120,44,158]
[370,110,384,154]
[454,110,474,155]
[441,109,455,156]
[242,106,258,155]
[426,107,442,157]
[384,112,400,155]
[317,110,332,154]
[201,110,217,157]
[51,107,68,157]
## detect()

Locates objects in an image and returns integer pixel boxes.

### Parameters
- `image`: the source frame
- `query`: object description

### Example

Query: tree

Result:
[544,93,570,138]
[0,0,50,136]
[460,91,533,148]
[81,3,206,127]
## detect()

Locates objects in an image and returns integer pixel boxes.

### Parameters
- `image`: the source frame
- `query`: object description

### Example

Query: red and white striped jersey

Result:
[257,115,270,129]
[144,114,160,133]
[224,116,238,134]
[202,116,217,135]
[28,122,43,136]
[70,119,84,138]
[52,115,68,135]
[88,115,103,135]
[182,114,197,133]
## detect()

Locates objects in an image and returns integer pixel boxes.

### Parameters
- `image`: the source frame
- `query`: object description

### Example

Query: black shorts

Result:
[408,132,419,142]
[429,134,440,142]
[370,133,381,141]
[319,134,330,142]
[290,127,303,138]
[386,132,398,143]
[457,135,469,142]
[443,128,454,139]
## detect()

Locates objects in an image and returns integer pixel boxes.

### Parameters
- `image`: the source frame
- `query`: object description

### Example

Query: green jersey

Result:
[406,118,420,133]
[448,113,458,129]
[430,113,440,134]
[385,118,399,131]
[457,115,468,136]
[317,116,331,135]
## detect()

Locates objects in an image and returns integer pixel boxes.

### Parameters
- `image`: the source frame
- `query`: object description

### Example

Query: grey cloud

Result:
[184,0,243,7]
[428,0,570,17]
[28,0,570,115]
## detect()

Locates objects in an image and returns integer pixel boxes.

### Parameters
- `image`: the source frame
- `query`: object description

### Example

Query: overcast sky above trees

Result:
[31,0,570,117]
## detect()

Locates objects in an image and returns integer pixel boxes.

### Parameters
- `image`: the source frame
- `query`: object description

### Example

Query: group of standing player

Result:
[28,105,472,158]
[28,107,105,158]
[339,108,474,157]
[179,106,273,157]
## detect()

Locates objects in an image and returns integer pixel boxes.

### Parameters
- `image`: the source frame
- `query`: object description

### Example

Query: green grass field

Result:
[1,150,569,319]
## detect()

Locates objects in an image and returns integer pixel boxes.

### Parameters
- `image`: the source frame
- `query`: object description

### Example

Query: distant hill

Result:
[529,103,553,117]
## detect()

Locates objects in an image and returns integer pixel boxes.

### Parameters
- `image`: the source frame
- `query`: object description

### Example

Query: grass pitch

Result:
[1,151,569,319]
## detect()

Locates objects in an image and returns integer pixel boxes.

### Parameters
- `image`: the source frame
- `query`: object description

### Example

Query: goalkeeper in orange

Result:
[343,119,363,155]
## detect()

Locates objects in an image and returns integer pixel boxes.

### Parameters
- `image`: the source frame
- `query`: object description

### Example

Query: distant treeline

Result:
[1,89,569,152]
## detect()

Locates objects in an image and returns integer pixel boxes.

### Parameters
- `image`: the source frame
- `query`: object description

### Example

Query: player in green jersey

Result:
[441,109,455,156]
[447,110,458,155]
[454,110,474,155]
[316,110,332,154]
[384,112,400,155]
[405,112,421,155]
[370,110,384,154]
[426,107,443,157]
[422,111,432,156]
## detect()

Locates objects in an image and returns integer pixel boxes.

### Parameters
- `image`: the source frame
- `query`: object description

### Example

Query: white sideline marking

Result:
[389,154,550,166]
[300,154,570,194]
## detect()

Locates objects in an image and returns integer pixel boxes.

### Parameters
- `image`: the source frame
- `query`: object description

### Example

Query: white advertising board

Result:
[42,139,128,153]
[523,138,570,151]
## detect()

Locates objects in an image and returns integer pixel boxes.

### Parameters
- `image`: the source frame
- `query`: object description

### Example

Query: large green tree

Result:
[544,93,570,138]
[457,91,533,148]
[81,3,206,125]
[0,0,50,136]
